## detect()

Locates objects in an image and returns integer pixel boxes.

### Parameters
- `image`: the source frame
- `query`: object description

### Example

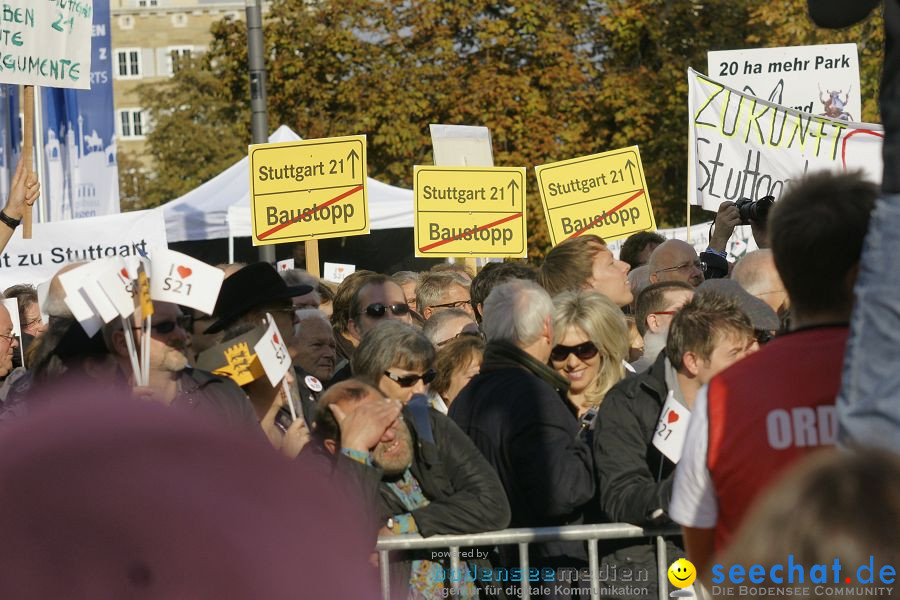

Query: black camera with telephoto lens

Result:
[735,195,775,226]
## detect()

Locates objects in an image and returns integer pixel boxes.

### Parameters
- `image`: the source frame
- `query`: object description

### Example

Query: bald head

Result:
[648,240,704,287]
[732,249,789,314]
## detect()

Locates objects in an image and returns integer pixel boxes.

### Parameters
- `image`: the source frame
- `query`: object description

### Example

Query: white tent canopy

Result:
[162,125,414,243]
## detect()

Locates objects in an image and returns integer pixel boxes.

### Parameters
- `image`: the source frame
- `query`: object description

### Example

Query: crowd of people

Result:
[0,2,894,592]
[0,164,895,599]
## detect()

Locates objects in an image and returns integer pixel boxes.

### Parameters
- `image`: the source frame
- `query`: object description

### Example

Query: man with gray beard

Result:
[314,378,510,598]
[103,300,258,433]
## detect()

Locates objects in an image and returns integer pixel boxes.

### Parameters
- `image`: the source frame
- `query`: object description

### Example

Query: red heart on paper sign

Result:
[667,411,679,424]
[176,266,193,279]
[273,333,280,345]
[120,268,129,279]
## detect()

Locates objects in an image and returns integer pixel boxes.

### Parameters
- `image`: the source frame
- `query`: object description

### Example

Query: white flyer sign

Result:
[149,248,224,314]
[687,68,882,212]
[652,391,692,464]
[0,208,166,290]
[708,44,861,121]
[0,1,94,89]
[254,314,292,387]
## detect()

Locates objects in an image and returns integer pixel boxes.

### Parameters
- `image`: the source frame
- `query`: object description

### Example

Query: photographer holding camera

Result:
[702,197,774,278]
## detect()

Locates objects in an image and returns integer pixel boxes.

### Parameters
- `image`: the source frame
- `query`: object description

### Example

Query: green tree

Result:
[128,18,251,208]
[748,1,883,122]
[134,0,884,259]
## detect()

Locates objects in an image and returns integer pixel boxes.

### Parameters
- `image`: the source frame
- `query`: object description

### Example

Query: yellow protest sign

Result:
[249,135,369,246]
[414,166,527,258]
[535,146,656,245]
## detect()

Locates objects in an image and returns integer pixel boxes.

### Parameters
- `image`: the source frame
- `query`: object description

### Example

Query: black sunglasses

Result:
[550,341,599,363]
[364,303,410,319]
[383,368,437,387]
[134,315,190,335]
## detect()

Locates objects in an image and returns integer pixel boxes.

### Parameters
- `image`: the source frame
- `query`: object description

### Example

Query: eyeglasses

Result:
[363,303,410,319]
[0,331,15,344]
[435,329,483,348]
[649,310,677,317]
[134,315,190,335]
[22,317,42,330]
[550,341,599,363]
[428,299,471,310]
[654,260,707,275]
[383,368,437,387]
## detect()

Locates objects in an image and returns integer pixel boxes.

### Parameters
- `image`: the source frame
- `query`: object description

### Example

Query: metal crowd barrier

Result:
[375,523,681,600]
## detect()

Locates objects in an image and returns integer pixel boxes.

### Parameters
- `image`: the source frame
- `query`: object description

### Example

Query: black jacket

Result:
[316,404,511,592]
[449,341,595,565]
[592,351,683,598]
[171,368,260,433]
[594,350,675,524]
[0,367,258,434]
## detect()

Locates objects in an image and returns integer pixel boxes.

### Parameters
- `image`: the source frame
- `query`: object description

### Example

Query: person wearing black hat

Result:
[204,262,313,385]
[205,262,313,341]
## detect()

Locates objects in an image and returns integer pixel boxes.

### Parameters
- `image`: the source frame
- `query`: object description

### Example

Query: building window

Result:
[137,0,159,6]
[115,48,141,79]
[172,13,187,27]
[168,46,192,75]
[118,15,134,29]
[118,109,145,139]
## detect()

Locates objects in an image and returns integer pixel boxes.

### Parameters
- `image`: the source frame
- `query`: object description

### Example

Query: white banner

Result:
[687,68,883,212]
[606,221,759,264]
[0,1,94,90]
[708,44,861,120]
[0,208,166,290]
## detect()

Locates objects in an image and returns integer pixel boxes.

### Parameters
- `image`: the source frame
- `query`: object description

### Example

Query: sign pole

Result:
[33,86,46,224]
[305,240,320,278]
[245,0,275,265]
[21,85,34,239]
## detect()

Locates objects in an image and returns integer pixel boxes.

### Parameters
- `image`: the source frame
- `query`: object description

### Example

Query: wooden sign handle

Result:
[305,240,320,278]
[21,85,34,239]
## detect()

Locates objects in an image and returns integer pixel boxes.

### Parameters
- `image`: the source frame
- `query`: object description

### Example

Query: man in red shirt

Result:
[669,171,878,584]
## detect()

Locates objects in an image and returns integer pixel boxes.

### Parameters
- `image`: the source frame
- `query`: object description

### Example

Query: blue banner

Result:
[0,85,21,202]
[41,0,119,221]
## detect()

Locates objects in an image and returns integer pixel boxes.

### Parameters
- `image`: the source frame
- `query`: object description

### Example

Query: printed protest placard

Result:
[413,166,527,258]
[150,249,224,314]
[250,135,369,246]
[57,262,103,336]
[687,68,882,212]
[708,44,860,120]
[652,391,691,464]
[254,315,292,387]
[0,1,94,89]
[2,298,20,343]
[196,325,267,387]
[323,262,355,284]
[95,257,136,319]
[535,146,656,246]
[0,208,166,290]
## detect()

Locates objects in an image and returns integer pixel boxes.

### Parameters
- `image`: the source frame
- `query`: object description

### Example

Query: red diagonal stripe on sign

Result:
[567,189,646,239]
[257,184,364,240]
[419,212,523,253]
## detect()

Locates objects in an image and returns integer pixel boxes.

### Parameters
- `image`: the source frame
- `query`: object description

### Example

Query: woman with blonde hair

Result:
[551,290,629,427]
